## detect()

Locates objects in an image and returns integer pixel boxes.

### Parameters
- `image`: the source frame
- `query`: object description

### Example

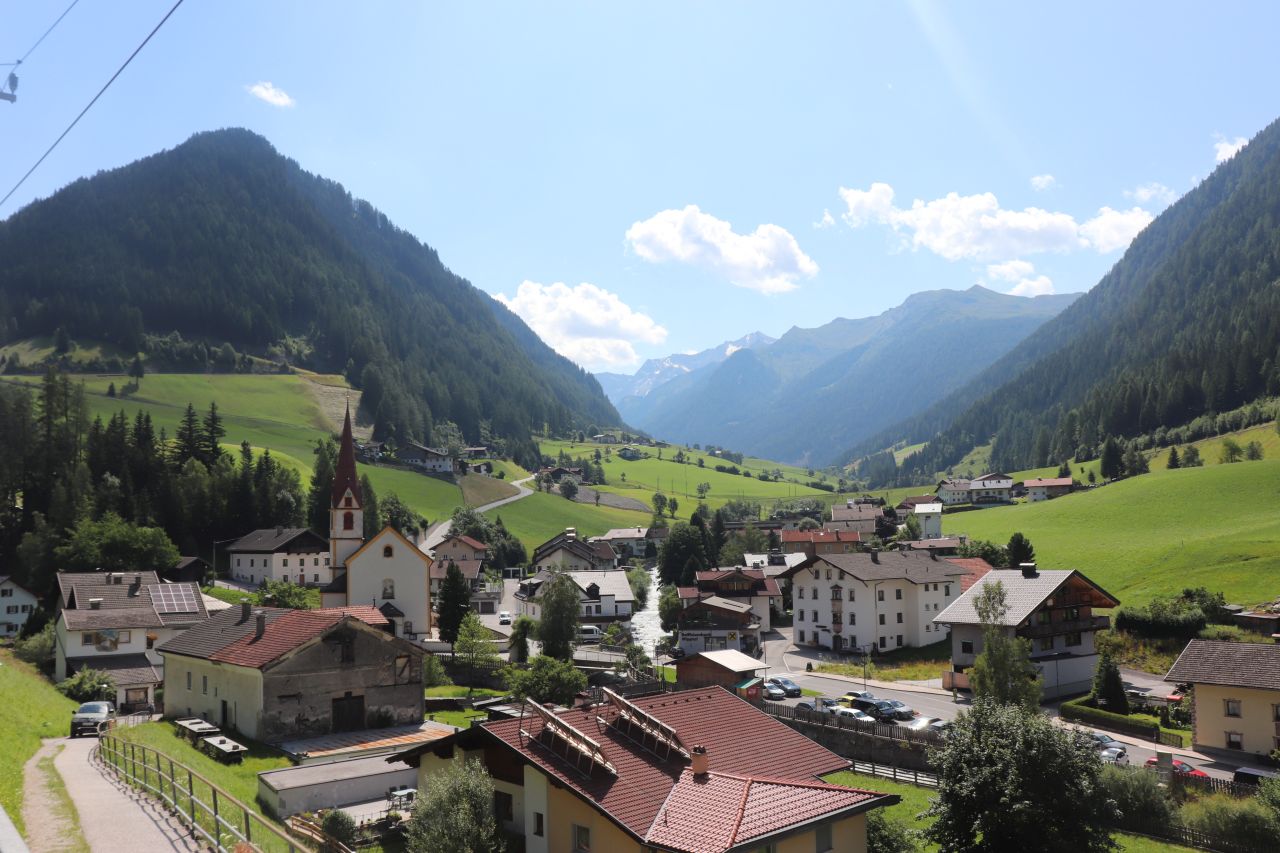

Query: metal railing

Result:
[96,734,309,852]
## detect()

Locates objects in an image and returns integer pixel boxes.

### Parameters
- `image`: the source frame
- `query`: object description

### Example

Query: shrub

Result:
[1114,606,1205,640]
[14,622,55,669]
[1099,766,1176,831]
[1179,794,1277,849]
[423,654,453,688]
[867,809,918,853]
[1059,697,1157,739]
[1198,624,1252,642]
[57,668,117,703]
[321,809,358,848]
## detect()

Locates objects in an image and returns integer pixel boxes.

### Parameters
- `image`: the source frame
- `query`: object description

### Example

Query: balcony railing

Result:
[1020,615,1109,638]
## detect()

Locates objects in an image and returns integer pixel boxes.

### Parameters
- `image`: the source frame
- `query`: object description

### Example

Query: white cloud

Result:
[814,209,836,229]
[1030,174,1057,191]
[625,205,818,294]
[986,259,1054,297]
[495,281,667,371]
[246,81,295,108]
[1079,206,1153,253]
[1124,182,1177,207]
[838,182,1152,260]
[1214,135,1247,164]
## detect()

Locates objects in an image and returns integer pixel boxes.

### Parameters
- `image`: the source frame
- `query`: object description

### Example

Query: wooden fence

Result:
[97,734,310,853]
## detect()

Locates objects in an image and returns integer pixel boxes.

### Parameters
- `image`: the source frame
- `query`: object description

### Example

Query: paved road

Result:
[54,736,201,853]
[422,475,535,550]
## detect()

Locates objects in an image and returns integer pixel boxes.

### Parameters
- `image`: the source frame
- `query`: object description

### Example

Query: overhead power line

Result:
[0,0,185,210]
[1,0,84,68]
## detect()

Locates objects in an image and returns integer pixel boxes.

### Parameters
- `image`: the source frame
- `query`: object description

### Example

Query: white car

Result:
[1100,747,1129,766]
[498,611,511,625]
[830,706,875,723]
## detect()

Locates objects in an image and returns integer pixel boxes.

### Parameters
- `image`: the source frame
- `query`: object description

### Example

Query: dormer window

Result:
[383,545,394,558]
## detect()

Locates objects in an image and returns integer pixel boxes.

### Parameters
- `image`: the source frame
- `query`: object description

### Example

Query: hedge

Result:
[1114,607,1205,640]
[1060,696,1158,740]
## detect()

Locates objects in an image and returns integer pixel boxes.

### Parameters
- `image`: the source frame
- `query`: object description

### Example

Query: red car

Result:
[1144,757,1208,778]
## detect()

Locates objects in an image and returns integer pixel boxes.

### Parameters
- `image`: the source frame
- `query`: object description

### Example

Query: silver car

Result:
[1100,747,1129,766]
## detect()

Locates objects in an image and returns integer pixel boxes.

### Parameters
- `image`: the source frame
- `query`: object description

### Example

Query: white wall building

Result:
[969,473,1013,504]
[912,503,943,539]
[0,575,37,636]
[515,570,635,623]
[227,528,332,586]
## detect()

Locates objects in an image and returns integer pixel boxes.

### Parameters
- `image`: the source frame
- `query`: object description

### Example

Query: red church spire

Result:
[331,403,362,508]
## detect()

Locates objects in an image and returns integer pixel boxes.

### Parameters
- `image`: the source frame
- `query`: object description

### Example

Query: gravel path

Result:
[52,737,201,853]
[22,740,82,853]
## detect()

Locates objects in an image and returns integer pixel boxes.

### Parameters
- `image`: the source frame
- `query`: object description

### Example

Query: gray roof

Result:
[64,607,164,630]
[683,649,767,673]
[157,605,292,659]
[227,528,327,554]
[933,569,1116,626]
[785,551,967,585]
[57,572,206,630]
[66,653,160,686]
[830,504,882,522]
[259,754,411,792]
[523,569,636,604]
[1165,640,1280,690]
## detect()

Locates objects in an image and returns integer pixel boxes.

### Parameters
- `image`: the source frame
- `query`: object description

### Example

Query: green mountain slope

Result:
[0,128,618,465]
[856,116,1280,482]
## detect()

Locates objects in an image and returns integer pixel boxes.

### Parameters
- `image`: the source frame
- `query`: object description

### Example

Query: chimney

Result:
[276,525,283,536]
[240,601,252,622]
[565,527,577,540]
[254,610,266,639]
[1020,562,1038,578]
[88,598,103,610]
[690,745,709,777]
[129,575,142,596]
[870,548,879,564]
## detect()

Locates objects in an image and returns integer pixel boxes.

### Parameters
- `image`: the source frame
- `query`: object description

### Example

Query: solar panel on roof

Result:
[152,584,198,614]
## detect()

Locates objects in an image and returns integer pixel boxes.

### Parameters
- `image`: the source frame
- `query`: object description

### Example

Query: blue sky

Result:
[3,1,1276,373]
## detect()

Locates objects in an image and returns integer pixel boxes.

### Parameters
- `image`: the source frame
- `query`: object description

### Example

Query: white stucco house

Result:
[227,527,332,587]
[0,575,38,636]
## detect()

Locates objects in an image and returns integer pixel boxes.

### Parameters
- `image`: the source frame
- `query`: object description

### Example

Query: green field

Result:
[485,489,650,552]
[0,649,79,835]
[945,460,1280,607]
[1147,422,1280,471]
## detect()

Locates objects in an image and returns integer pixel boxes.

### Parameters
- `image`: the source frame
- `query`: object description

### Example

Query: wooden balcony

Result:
[1020,615,1109,638]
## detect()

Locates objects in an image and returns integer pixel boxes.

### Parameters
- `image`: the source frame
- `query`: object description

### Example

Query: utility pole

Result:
[1,71,17,103]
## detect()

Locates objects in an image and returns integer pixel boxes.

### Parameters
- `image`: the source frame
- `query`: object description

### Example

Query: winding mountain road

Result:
[421,475,535,550]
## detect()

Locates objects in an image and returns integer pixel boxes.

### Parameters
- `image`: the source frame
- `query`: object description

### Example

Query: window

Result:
[877,589,884,602]
[1227,731,1244,750]
[382,579,395,599]
[896,634,903,647]
[895,588,902,600]
[798,630,805,642]
[1035,611,1051,625]
[961,640,974,654]
[283,558,289,567]
[1273,704,1280,722]
[343,512,354,530]
[847,589,855,601]
[383,545,394,558]
[1065,632,1082,647]
[324,556,330,565]
[0,588,10,597]
[798,588,804,600]
[21,604,31,613]
[1225,699,1242,718]
[878,614,885,625]
[186,671,192,691]
[926,624,932,632]
[798,610,804,622]
[118,630,131,644]
[848,613,856,625]
[250,558,255,568]
[896,613,903,624]
[314,557,319,567]
[878,636,886,648]
[533,812,544,837]
[944,585,951,596]
[313,574,319,583]
[572,824,591,853]
[5,606,14,614]
[82,632,94,646]
[202,675,208,695]
[1036,637,1054,652]
[1067,606,1081,620]
[825,569,831,580]
[815,822,832,852]
[344,496,352,508]
[493,791,514,823]
[811,610,817,623]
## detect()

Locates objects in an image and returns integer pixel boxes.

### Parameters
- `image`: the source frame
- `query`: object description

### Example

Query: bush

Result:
[1114,606,1205,640]
[423,654,453,688]
[1198,624,1253,642]
[867,809,918,853]
[57,668,117,703]
[1099,766,1176,831]
[1059,697,1157,739]
[14,622,55,669]
[321,809,358,848]
[1179,794,1277,849]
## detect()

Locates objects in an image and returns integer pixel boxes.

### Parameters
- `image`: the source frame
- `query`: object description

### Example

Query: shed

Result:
[257,754,416,818]
[674,648,767,690]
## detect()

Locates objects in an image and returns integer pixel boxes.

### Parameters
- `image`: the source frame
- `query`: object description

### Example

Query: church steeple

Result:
[330,403,364,570]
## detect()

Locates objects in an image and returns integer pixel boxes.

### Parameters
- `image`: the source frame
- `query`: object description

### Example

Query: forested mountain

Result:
[0,129,618,462]
[850,117,1280,486]
[611,286,1078,464]
[596,331,774,403]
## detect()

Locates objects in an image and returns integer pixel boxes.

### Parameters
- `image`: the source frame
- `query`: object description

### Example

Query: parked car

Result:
[766,677,802,698]
[763,683,786,701]
[928,720,952,736]
[840,690,874,704]
[865,700,899,722]
[69,701,115,738]
[817,697,840,709]
[577,624,603,642]
[901,716,936,732]
[796,699,818,712]
[1100,747,1129,766]
[1144,757,1208,778]
[1232,766,1279,786]
[830,706,875,723]
[884,699,916,721]
[1084,731,1125,752]
[497,610,511,625]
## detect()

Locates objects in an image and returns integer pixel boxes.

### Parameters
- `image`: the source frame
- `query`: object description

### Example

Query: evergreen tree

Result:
[201,402,226,464]
[436,562,472,646]
[306,437,337,535]
[1006,532,1035,567]
[657,523,707,586]
[1099,436,1123,480]
[128,355,145,386]
[1091,652,1129,715]
[1167,447,1181,469]
[536,572,581,660]
[509,615,535,664]
[175,404,202,464]
[1181,445,1203,467]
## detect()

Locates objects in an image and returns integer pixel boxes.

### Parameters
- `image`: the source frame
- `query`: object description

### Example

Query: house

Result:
[227,527,332,587]
[934,564,1119,700]
[969,472,1014,504]
[530,529,619,572]
[907,537,965,556]
[515,570,635,624]
[781,551,990,653]
[675,597,761,657]
[389,686,897,853]
[164,556,210,585]
[1164,640,1280,759]
[54,571,209,712]
[895,495,937,516]
[320,407,435,641]
[428,534,492,604]
[677,569,782,631]
[0,575,38,637]
[463,446,489,459]
[741,551,806,591]
[432,533,489,565]
[935,478,972,506]
[159,602,424,742]
[1024,477,1075,502]
[779,529,861,558]
[592,433,619,444]
[395,442,454,474]
[591,527,650,559]
[828,500,884,536]
[617,446,642,461]
[722,519,788,538]
[355,440,387,463]
[911,502,943,539]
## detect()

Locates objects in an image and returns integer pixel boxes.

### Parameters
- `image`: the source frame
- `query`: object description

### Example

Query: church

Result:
[320,407,434,641]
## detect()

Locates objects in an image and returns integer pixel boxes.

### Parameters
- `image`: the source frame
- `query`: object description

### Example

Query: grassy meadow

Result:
[945,459,1280,607]
[1146,421,1280,470]
[484,489,650,552]
[0,649,79,835]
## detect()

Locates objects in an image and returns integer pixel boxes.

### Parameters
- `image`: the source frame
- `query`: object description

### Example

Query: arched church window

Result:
[383,545,393,558]
[343,512,354,530]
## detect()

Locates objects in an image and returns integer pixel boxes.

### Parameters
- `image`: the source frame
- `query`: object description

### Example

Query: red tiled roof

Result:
[210,608,385,669]
[896,494,936,508]
[331,404,362,508]
[443,534,488,552]
[647,770,886,852]
[314,605,389,626]
[695,569,766,582]
[1023,477,1074,488]
[677,586,700,600]
[942,557,995,592]
[472,688,863,847]
[780,529,861,544]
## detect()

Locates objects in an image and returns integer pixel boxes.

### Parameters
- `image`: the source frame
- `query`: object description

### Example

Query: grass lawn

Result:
[816,639,951,683]
[458,473,519,507]
[202,585,321,609]
[424,686,506,698]
[0,649,78,836]
[425,708,487,728]
[824,771,1197,852]
[485,490,650,553]
[945,459,1280,607]
[1146,421,1280,470]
